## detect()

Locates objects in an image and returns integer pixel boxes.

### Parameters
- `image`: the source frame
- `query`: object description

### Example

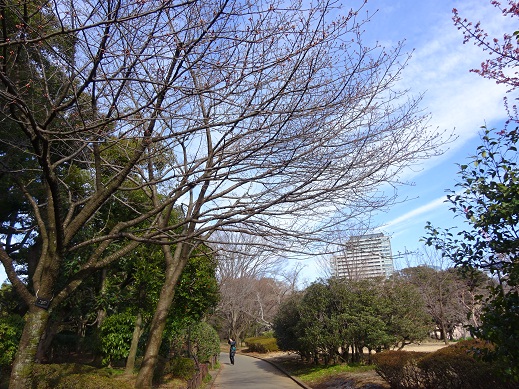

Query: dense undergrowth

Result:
[0,357,210,389]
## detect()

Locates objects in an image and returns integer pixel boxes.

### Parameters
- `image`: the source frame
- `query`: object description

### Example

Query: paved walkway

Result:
[211,352,304,389]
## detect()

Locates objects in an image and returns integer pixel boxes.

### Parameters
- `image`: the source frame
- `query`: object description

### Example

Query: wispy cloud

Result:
[384,0,513,179]
[377,195,449,231]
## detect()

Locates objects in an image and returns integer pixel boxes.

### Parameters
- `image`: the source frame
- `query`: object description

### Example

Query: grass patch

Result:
[299,364,374,382]
[276,359,376,385]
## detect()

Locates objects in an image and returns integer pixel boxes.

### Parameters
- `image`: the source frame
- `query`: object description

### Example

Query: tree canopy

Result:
[273,277,430,364]
[0,1,444,387]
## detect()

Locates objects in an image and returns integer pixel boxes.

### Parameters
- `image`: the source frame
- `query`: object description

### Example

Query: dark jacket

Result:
[228,339,237,354]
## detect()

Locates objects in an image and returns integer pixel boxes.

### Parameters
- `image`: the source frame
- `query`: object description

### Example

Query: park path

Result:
[211,352,304,389]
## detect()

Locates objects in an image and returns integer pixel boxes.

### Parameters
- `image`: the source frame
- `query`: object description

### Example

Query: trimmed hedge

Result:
[371,351,427,389]
[244,336,279,353]
[418,340,509,389]
[372,340,516,389]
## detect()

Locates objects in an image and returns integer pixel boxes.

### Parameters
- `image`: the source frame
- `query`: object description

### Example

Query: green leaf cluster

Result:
[273,278,430,364]
[0,314,24,366]
[167,321,220,364]
[96,247,219,365]
[425,128,519,381]
[99,311,135,366]
[166,251,220,332]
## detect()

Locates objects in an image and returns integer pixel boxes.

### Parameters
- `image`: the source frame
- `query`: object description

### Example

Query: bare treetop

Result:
[1,0,445,299]
[1,1,449,387]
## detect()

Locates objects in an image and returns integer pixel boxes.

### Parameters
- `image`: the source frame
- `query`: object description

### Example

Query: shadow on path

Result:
[211,352,309,389]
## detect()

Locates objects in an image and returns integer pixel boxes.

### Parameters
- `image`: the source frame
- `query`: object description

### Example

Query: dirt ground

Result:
[258,341,449,363]
[398,342,450,353]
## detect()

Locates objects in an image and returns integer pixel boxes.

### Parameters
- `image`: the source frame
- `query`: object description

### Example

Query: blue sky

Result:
[297,0,515,283]
[346,0,513,271]
[0,1,513,285]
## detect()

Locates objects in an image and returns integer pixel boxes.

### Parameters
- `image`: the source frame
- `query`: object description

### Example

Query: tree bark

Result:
[135,243,190,389]
[9,306,50,389]
[125,312,143,376]
[35,309,66,362]
[96,269,108,329]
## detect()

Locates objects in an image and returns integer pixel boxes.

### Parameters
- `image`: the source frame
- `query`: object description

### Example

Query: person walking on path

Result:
[212,352,306,388]
[228,338,237,365]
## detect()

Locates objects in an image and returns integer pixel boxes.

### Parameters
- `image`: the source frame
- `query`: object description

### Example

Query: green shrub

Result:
[372,341,516,389]
[418,341,513,389]
[190,322,220,363]
[244,336,279,353]
[371,351,427,389]
[0,315,23,366]
[161,357,196,380]
[100,312,135,366]
[166,322,220,365]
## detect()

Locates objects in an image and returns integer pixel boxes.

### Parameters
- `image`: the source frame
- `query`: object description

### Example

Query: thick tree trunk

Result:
[35,310,65,362]
[97,269,108,328]
[91,269,109,366]
[134,274,179,388]
[440,321,449,345]
[9,306,50,389]
[125,312,143,376]
[135,243,190,389]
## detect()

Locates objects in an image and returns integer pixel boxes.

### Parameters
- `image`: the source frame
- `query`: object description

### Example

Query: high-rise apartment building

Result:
[332,233,394,280]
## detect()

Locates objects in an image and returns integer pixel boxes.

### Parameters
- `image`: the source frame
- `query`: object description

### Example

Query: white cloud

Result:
[376,195,449,231]
[386,0,514,180]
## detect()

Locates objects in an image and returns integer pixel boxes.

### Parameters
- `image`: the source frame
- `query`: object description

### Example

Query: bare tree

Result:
[0,0,446,387]
[213,232,299,342]
[398,247,488,343]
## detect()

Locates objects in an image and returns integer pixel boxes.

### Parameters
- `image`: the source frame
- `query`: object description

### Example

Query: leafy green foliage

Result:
[272,293,303,353]
[0,1,79,280]
[0,282,26,318]
[167,321,220,364]
[273,278,430,364]
[41,241,218,367]
[101,246,167,321]
[189,322,220,363]
[425,128,519,380]
[381,277,431,347]
[0,0,88,244]
[0,314,23,366]
[245,336,279,353]
[161,251,220,357]
[168,252,220,330]
[100,312,135,366]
